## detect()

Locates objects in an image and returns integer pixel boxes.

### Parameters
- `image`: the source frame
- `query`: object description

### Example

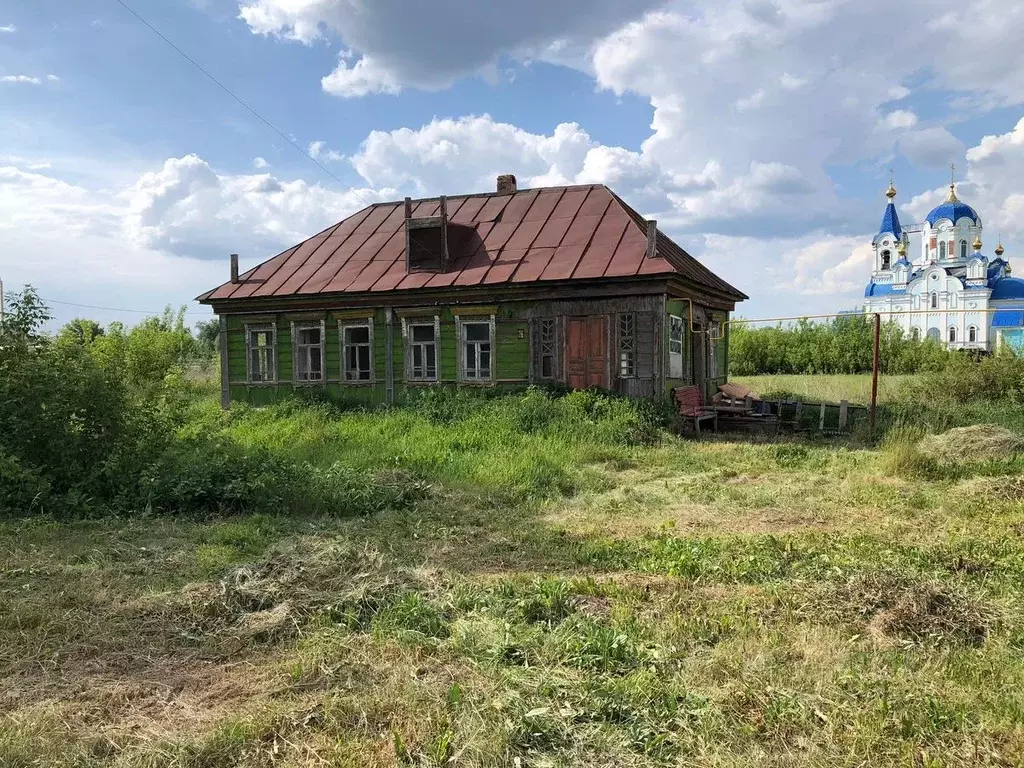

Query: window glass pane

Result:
[465,345,477,372]
[480,348,490,375]
[310,347,322,375]
[299,327,320,345]
[412,325,434,342]
[425,345,436,377]
[413,345,423,370]
[541,357,553,378]
[346,326,370,344]
[357,347,371,379]
[465,323,489,342]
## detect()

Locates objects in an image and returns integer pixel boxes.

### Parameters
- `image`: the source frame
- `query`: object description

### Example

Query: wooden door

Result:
[566,316,608,390]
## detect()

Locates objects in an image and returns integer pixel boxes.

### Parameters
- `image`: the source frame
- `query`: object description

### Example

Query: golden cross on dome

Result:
[946,162,959,203]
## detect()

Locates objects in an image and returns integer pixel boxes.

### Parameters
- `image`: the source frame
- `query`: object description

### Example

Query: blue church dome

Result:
[926,187,980,226]
[864,282,904,297]
[989,277,1024,300]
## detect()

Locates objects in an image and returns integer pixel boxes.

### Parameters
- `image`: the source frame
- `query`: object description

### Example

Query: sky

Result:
[2,0,1024,329]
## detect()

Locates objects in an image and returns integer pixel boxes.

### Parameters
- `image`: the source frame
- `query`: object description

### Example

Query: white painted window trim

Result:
[456,314,496,383]
[291,319,326,384]
[245,322,277,385]
[339,317,375,384]
[402,314,441,382]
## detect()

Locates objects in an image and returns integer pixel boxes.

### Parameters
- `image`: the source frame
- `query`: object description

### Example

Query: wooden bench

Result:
[674,385,718,436]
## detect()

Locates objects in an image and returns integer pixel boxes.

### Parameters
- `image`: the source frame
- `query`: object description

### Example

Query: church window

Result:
[968,326,977,343]
[927,327,940,342]
[960,240,967,259]
[939,241,946,259]
[930,292,938,309]
[911,327,921,341]
[881,250,891,270]
[948,326,957,343]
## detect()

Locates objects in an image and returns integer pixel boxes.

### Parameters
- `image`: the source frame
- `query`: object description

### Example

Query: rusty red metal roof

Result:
[199,184,746,303]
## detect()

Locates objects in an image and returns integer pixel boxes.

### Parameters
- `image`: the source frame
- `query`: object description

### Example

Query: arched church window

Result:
[930,292,938,309]
[960,240,967,259]
[969,326,977,343]
[881,250,891,270]
[949,326,957,343]
[927,327,940,342]
[939,241,946,259]
[912,327,921,341]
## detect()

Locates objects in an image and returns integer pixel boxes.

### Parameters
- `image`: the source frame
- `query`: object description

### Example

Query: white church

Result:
[863,175,1024,351]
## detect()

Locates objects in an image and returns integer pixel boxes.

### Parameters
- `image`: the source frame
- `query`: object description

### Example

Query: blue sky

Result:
[2,0,1023,329]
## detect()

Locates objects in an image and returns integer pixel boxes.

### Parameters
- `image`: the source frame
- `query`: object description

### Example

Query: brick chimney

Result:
[230,253,239,283]
[496,174,517,195]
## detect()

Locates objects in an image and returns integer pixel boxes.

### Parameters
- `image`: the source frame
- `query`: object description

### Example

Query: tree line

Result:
[729,315,961,375]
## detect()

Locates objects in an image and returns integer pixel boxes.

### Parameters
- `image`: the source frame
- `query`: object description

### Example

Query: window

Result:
[669,314,684,379]
[708,321,721,380]
[948,326,957,343]
[927,327,940,342]
[293,322,324,382]
[939,241,946,259]
[968,325,977,343]
[960,240,967,259]
[881,250,891,270]
[460,319,492,381]
[246,324,276,384]
[618,313,637,378]
[406,320,438,381]
[341,322,374,382]
[930,292,938,309]
[911,327,921,341]
[539,318,556,379]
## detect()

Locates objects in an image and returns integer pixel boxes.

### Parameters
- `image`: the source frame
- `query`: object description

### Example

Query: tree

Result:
[57,318,105,346]
[195,318,220,359]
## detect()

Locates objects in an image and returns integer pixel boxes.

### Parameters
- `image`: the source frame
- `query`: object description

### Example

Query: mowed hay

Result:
[819,572,998,647]
[919,424,1024,465]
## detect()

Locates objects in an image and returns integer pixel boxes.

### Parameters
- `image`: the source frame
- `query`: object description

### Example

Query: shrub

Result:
[0,448,51,515]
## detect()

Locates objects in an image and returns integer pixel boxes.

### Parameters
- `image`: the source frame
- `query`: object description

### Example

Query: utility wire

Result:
[111,0,374,208]
[43,297,210,317]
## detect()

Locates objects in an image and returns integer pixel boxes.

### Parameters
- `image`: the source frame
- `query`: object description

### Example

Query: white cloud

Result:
[883,109,918,130]
[321,52,401,98]
[779,73,807,90]
[46,74,59,82]
[788,237,874,295]
[899,127,965,167]
[735,89,766,111]
[0,24,15,33]
[252,156,269,169]
[307,140,344,162]
[123,154,388,259]
[887,85,911,100]
[238,0,659,95]
[1,75,42,85]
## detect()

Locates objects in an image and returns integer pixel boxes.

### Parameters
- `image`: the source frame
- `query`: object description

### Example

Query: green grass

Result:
[3,385,1024,766]
[734,373,919,405]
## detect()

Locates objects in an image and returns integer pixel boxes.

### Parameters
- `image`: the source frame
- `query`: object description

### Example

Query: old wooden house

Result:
[198,175,746,407]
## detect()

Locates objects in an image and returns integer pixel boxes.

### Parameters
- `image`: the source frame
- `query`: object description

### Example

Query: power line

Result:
[111,0,374,208]
[43,297,210,317]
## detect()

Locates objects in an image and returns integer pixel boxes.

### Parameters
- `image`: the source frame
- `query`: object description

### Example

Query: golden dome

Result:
[897,240,907,256]
[972,235,983,251]
[885,181,897,200]
[947,183,960,204]
[995,241,1005,256]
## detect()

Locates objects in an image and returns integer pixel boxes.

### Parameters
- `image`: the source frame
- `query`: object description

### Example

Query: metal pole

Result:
[870,313,880,440]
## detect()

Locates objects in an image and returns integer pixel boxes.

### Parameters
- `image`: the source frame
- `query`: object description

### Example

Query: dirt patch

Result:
[920,424,1024,465]
[818,572,998,647]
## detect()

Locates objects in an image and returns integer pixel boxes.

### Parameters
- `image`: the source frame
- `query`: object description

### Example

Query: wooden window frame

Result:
[618,313,637,379]
[537,317,558,380]
[340,318,375,384]
[291,320,326,384]
[668,314,684,379]
[456,314,495,383]
[402,315,441,383]
[245,323,277,385]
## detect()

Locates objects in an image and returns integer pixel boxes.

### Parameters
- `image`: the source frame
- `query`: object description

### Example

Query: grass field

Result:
[3,388,1024,767]
[734,374,918,405]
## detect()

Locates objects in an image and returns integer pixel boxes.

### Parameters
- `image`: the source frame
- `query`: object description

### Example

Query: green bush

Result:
[0,448,51,515]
